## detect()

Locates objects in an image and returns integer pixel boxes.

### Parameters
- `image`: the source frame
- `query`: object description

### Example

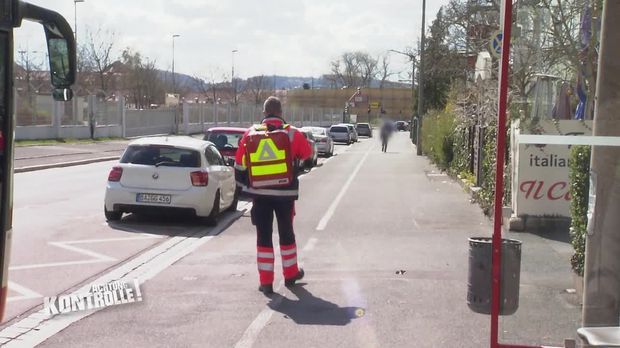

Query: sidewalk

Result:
[14,140,130,172]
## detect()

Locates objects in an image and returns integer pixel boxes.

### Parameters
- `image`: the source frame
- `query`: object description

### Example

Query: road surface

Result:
[1,132,581,347]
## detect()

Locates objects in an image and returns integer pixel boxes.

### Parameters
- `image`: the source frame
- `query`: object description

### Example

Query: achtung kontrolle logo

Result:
[43,279,143,315]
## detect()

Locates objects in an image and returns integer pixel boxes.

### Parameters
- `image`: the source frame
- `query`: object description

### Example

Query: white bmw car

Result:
[104,136,237,224]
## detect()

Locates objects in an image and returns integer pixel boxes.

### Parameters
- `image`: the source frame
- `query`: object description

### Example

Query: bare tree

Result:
[85,27,116,95]
[330,51,379,88]
[377,54,395,89]
[193,66,228,103]
[16,49,42,95]
[539,0,603,119]
[121,49,165,108]
[246,75,269,105]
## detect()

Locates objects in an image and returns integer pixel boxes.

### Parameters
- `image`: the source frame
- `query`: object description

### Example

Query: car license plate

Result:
[136,193,171,204]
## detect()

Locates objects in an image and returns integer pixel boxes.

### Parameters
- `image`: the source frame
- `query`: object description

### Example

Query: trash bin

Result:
[467,237,522,315]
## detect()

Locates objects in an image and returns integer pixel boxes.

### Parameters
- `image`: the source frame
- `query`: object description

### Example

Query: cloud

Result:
[13,0,450,79]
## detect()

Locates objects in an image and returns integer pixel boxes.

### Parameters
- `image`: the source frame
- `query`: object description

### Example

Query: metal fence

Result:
[14,92,351,140]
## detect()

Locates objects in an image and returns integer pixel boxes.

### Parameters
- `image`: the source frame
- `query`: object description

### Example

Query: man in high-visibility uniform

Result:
[235,96,312,295]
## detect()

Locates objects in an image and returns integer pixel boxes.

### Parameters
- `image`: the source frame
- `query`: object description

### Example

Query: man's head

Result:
[263,96,282,117]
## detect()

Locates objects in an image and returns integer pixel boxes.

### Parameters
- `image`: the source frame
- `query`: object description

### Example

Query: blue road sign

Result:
[490,31,503,58]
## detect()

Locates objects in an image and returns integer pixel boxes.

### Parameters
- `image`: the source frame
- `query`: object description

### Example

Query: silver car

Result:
[338,123,359,142]
[328,125,351,144]
[302,127,334,157]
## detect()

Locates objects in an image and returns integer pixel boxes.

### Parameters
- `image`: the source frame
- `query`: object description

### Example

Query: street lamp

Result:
[172,34,180,95]
[231,49,238,105]
[73,0,85,40]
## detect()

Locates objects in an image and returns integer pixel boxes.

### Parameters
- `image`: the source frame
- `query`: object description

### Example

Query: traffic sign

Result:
[370,102,380,109]
[490,30,503,58]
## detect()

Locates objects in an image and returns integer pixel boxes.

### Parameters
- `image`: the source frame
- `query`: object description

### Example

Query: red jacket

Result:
[235,116,312,167]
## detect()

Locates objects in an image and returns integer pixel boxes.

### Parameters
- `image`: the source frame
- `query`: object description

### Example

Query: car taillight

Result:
[108,166,123,182]
[190,171,209,186]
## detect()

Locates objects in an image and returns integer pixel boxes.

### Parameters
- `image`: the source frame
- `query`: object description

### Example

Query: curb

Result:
[15,156,120,173]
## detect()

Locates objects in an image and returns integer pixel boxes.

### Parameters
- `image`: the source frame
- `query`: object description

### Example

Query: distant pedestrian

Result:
[380,119,394,152]
[234,96,312,295]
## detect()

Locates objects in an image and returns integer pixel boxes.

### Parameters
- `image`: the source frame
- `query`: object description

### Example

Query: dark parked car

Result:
[396,121,408,131]
[356,123,372,137]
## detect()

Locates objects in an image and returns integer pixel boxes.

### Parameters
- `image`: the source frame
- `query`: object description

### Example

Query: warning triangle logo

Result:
[258,141,278,161]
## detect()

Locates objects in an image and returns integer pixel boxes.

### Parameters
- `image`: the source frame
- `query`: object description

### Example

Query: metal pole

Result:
[416,0,426,156]
[232,50,238,105]
[490,1,513,347]
[582,0,620,327]
[172,34,180,94]
[410,57,415,141]
[172,34,180,133]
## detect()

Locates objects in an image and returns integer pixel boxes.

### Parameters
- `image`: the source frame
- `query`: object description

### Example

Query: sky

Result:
[14,0,450,81]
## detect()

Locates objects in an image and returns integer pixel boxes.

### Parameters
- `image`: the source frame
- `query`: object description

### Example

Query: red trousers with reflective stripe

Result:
[252,198,299,285]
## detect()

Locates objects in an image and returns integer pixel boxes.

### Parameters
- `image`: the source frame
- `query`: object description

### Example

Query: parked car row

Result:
[327,122,373,144]
[104,122,347,225]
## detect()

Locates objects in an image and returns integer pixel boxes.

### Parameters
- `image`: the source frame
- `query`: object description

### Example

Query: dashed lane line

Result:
[315,144,371,231]
[233,236,318,348]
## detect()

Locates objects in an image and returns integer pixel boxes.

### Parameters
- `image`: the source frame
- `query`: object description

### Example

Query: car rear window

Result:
[330,126,347,133]
[357,124,370,129]
[120,145,201,167]
[204,131,243,150]
[310,128,326,136]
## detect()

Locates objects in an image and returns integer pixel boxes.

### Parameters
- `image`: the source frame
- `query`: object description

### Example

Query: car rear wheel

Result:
[226,188,239,212]
[104,206,122,221]
[205,190,220,226]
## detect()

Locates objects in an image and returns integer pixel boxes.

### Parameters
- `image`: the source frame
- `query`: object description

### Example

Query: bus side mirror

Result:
[16,1,77,101]
[52,88,73,102]
[45,25,75,101]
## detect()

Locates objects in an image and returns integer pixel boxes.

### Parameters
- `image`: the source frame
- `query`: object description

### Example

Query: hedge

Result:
[568,145,591,276]
[420,104,456,171]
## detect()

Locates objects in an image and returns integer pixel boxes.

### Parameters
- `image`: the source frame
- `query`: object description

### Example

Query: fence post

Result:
[183,102,190,134]
[120,98,126,138]
[53,100,62,138]
[87,95,96,139]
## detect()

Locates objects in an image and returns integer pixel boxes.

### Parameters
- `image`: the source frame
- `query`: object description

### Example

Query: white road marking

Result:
[303,237,318,252]
[48,241,116,262]
[234,281,284,348]
[316,146,371,231]
[6,282,43,303]
[9,235,162,271]
[411,216,421,230]
[0,211,243,347]
[235,228,319,348]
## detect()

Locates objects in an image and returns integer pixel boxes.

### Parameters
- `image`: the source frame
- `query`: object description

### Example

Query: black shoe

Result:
[258,284,273,295]
[285,268,305,288]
